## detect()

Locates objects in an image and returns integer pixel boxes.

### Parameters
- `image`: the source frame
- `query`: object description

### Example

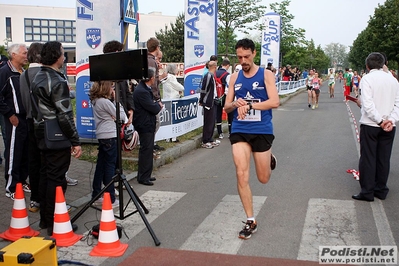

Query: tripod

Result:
[71,50,160,246]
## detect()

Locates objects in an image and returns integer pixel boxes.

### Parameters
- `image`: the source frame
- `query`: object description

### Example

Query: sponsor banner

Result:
[184,0,217,96]
[261,12,281,69]
[75,0,121,139]
[155,94,203,141]
[319,246,397,265]
[159,62,184,78]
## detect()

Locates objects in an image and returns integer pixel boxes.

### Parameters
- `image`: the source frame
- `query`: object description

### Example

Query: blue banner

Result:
[184,0,217,96]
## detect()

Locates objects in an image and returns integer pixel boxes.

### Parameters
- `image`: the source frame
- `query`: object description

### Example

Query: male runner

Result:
[224,38,280,240]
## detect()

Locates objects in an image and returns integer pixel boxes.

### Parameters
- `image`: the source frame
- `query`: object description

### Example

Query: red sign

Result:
[66,63,76,76]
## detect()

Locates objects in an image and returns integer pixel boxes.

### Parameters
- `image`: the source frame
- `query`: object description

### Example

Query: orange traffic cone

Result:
[52,186,82,247]
[0,183,39,241]
[90,192,128,257]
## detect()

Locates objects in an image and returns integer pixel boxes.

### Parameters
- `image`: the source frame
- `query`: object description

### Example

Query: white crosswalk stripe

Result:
[297,198,361,261]
[55,191,395,265]
[57,190,186,265]
[180,195,266,254]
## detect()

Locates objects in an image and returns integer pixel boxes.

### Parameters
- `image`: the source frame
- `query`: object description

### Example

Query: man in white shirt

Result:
[353,52,399,202]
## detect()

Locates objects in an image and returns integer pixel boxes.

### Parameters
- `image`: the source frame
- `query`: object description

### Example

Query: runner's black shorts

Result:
[307,85,313,90]
[230,133,274,152]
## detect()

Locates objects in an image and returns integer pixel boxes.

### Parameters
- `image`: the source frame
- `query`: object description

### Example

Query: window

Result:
[6,17,12,40]
[24,18,75,43]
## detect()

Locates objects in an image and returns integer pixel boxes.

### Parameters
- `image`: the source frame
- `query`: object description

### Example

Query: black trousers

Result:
[39,147,70,229]
[202,106,216,144]
[28,118,41,202]
[4,114,29,193]
[137,132,155,182]
[358,125,396,199]
[215,103,223,135]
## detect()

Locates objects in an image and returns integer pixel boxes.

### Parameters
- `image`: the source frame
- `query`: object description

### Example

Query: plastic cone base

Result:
[0,183,39,241]
[90,242,128,257]
[0,227,39,242]
[52,231,82,247]
[90,192,128,257]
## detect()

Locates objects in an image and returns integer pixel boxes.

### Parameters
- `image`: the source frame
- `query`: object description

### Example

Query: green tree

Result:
[367,0,399,67]
[156,13,184,62]
[269,0,307,64]
[217,0,268,56]
[0,45,7,58]
[323,43,348,68]
[348,29,374,70]
[349,0,399,70]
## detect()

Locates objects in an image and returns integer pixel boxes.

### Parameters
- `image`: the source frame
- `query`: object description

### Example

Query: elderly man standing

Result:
[352,52,399,202]
[0,43,30,199]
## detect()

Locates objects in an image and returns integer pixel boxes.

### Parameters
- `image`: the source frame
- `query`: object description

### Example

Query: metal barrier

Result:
[277,79,306,95]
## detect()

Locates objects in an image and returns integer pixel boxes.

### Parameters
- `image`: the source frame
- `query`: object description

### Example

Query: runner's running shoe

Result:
[239,220,257,240]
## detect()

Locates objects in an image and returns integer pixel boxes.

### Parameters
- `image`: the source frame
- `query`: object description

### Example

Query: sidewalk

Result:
[0,91,299,250]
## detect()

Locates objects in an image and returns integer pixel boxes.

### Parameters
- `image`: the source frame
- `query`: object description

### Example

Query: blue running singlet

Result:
[231,68,273,135]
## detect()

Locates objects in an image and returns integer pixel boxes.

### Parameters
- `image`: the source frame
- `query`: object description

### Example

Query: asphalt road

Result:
[81,81,397,265]
[5,81,397,265]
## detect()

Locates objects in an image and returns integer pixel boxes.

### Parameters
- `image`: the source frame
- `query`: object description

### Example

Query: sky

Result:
[1,0,386,48]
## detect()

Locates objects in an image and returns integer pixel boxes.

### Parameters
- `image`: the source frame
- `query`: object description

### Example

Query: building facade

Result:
[0,4,177,63]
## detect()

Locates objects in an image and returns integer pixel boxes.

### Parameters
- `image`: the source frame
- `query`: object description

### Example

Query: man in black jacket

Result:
[0,43,29,199]
[133,67,163,186]
[30,41,82,235]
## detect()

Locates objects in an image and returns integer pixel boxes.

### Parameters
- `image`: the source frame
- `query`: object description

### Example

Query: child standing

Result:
[89,81,126,207]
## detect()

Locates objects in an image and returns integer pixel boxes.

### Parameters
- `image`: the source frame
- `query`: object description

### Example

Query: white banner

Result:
[261,12,281,69]
[75,0,121,140]
[155,94,203,141]
[184,0,217,96]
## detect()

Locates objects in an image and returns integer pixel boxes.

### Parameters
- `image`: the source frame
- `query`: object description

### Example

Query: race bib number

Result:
[243,99,261,122]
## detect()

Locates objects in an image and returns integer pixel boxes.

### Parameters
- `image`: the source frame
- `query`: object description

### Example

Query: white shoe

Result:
[66,175,78,186]
[93,198,103,206]
[112,199,120,208]
[219,133,224,139]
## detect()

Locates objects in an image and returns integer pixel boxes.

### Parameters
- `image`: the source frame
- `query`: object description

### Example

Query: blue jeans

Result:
[92,138,117,203]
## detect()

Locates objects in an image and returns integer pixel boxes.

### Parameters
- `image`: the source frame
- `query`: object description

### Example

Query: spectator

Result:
[352,52,399,202]
[133,67,162,186]
[199,60,220,149]
[19,42,43,212]
[147,37,165,152]
[30,41,82,235]
[0,43,30,200]
[90,81,126,207]
[161,64,184,142]
[215,59,230,139]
